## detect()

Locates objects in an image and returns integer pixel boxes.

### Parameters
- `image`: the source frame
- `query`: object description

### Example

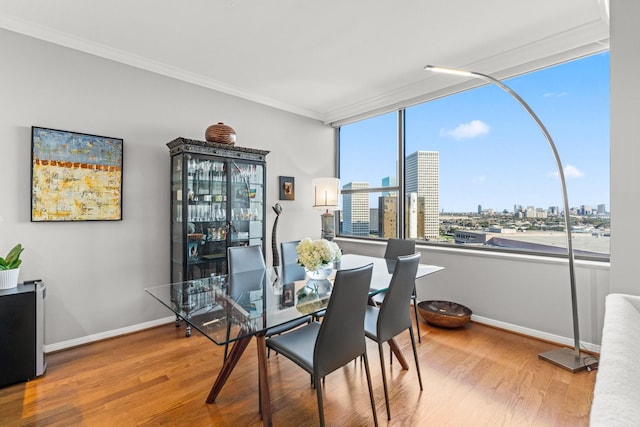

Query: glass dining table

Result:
[146,253,444,426]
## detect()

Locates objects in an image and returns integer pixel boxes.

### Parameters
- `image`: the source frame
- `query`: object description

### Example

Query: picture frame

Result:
[278,176,295,200]
[31,126,124,222]
[281,283,295,307]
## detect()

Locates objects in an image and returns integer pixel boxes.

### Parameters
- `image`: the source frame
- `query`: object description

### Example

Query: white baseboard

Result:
[471,314,601,353]
[44,316,175,353]
[45,314,601,354]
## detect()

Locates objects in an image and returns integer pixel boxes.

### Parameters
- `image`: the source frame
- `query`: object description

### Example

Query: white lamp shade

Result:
[312,177,340,210]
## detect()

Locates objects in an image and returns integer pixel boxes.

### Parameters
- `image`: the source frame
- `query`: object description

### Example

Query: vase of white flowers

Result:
[295,238,341,314]
[295,238,341,278]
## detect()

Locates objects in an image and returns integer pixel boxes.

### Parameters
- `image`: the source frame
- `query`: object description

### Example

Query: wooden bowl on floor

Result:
[418,300,472,329]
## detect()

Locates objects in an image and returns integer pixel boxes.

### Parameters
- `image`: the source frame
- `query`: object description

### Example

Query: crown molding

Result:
[0,9,609,127]
[0,13,325,122]
[324,18,610,126]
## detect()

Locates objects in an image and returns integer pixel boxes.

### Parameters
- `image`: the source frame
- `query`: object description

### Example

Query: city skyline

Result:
[343,179,607,216]
[340,52,610,214]
[342,167,608,216]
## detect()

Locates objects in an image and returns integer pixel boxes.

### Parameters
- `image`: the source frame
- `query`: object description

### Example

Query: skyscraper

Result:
[405,151,439,240]
[378,195,397,238]
[342,182,370,236]
[379,176,398,238]
[381,176,397,196]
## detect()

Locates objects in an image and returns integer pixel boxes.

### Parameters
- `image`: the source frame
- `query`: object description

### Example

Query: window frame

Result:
[335,55,610,263]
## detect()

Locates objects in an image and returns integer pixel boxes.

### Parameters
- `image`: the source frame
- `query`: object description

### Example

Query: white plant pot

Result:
[0,268,20,290]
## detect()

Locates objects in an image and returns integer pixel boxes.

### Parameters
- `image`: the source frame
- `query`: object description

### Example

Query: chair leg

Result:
[377,342,391,420]
[412,300,422,344]
[310,374,325,389]
[408,326,423,390]
[412,287,421,343]
[362,352,379,427]
[315,373,326,427]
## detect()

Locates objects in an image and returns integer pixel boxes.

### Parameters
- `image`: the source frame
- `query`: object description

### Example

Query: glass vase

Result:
[305,265,333,281]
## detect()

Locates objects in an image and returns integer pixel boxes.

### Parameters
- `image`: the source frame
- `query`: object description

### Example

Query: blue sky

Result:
[340,52,610,213]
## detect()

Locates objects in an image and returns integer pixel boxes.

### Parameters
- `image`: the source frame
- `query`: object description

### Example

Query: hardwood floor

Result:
[0,319,596,426]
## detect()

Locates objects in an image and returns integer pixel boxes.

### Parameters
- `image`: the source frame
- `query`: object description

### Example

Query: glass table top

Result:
[146,254,444,345]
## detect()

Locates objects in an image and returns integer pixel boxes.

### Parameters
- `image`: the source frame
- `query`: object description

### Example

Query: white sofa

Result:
[590,293,640,426]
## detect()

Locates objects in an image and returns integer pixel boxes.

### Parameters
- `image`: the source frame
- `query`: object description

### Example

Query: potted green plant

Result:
[0,243,24,290]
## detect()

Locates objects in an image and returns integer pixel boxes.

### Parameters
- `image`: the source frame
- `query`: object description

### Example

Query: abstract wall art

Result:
[31,127,123,221]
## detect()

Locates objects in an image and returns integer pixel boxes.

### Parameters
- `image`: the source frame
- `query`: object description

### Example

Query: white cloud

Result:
[550,164,584,179]
[472,175,486,183]
[441,120,490,139]
[564,164,584,178]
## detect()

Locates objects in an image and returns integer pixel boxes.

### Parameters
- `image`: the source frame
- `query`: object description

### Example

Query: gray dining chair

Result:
[280,240,305,284]
[225,244,311,361]
[365,252,422,420]
[371,238,421,342]
[267,240,313,356]
[224,245,266,361]
[266,263,378,427]
[228,244,266,274]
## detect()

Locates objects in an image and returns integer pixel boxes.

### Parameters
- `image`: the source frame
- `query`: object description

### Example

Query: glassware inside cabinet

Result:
[183,156,229,279]
[230,161,264,244]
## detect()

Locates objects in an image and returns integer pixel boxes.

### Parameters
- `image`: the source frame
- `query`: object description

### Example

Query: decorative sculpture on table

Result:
[271,203,283,269]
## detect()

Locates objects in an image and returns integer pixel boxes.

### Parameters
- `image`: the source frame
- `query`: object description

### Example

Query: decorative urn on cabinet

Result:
[205,122,236,145]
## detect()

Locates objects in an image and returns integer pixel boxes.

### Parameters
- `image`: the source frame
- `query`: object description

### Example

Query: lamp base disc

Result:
[538,348,597,373]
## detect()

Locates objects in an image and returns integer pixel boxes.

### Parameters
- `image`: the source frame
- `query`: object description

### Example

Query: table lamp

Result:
[312,177,340,240]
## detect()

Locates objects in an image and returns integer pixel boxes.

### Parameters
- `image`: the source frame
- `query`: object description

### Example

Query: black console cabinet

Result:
[0,282,46,387]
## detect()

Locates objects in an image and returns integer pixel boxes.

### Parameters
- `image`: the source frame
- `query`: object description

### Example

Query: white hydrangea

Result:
[296,238,341,272]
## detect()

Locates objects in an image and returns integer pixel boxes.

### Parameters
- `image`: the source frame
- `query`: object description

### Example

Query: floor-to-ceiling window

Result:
[338,52,610,259]
[338,111,400,238]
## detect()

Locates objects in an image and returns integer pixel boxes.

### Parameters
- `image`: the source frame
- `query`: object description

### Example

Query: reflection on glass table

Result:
[145,253,444,427]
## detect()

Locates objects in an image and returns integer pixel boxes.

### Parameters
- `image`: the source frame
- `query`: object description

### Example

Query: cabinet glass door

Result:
[229,161,264,249]
[186,155,228,280]
[171,155,185,282]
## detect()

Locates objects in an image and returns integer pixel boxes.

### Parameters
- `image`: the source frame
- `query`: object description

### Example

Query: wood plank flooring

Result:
[0,319,597,426]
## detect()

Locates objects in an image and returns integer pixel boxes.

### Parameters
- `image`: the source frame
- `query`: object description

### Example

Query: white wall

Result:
[337,238,609,350]
[0,29,333,348]
[610,0,640,296]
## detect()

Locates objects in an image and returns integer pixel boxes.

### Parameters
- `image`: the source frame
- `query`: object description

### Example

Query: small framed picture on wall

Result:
[279,176,295,200]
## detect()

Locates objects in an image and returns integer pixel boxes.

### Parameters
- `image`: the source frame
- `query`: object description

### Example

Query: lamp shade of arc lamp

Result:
[312,177,340,241]
[424,64,595,373]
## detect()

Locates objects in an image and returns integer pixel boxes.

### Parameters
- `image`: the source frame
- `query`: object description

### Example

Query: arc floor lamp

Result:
[424,65,594,372]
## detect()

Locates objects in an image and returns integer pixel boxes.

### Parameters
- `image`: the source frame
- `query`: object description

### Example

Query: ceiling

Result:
[0,1,609,125]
